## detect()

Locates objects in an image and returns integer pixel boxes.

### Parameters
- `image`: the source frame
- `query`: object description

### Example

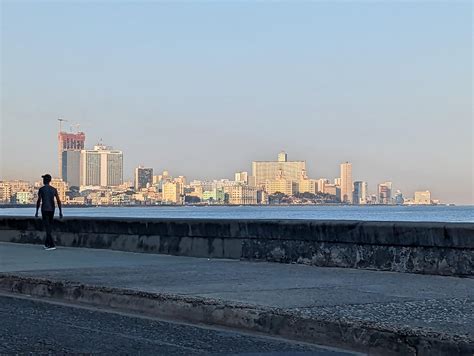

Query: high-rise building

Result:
[340,162,353,203]
[135,166,153,190]
[353,181,367,205]
[394,190,404,205]
[377,182,392,204]
[414,191,431,204]
[252,152,306,187]
[61,150,81,187]
[80,144,123,187]
[58,130,85,180]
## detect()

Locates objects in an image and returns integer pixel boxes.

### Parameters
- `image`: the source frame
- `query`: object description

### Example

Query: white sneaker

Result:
[46,247,57,251]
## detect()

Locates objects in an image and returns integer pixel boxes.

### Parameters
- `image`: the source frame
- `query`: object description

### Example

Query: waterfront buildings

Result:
[394,190,404,205]
[227,184,258,205]
[323,183,338,197]
[162,181,182,204]
[414,191,431,204]
[235,171,248,184]
[298,170,318,194]
[50,178,68,202]
[61,150,81,187]
[0,180,31,203]
[317,179,329,193]
[58,130,85,182]
[0,182,11,203]
[353,181,367,205]
[265,170,297,196]
[80,144,123,187]
[13,191,33,204]
[340,162,353,203]
[252,152,306,187]
[202,187,225,203]
[5,126,442,205]
[377,182,393,204]
[135,166,153,190]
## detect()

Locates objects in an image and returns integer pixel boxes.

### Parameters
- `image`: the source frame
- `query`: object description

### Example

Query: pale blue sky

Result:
[1,1,472,204]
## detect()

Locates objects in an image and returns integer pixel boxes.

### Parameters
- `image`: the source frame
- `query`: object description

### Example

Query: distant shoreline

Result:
[0,203,465,209]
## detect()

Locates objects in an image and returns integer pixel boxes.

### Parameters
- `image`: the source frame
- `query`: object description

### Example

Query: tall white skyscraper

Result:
[340,162,353,203]
[80,144,123,187]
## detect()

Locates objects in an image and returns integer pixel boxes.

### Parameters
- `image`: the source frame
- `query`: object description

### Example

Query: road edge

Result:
[0,274,472,355]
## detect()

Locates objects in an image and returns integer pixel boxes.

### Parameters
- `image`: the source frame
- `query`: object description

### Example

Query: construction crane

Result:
[58,118,68,133]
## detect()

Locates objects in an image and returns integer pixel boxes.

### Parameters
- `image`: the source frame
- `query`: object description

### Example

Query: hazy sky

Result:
[1,1,472,204]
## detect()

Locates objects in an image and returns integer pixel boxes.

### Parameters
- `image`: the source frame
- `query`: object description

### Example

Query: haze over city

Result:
[1,1,472,204]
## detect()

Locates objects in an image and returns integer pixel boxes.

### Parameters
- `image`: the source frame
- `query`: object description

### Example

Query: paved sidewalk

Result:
[0,242,473,353]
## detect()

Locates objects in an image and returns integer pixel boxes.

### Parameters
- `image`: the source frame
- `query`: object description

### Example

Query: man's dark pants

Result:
[41,210,55,248]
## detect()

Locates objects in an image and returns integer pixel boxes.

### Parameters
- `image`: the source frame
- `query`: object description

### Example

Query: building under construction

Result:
[58,119,85,187]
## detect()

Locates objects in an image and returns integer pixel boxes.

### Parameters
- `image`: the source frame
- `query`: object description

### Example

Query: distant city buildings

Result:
[340,162,353,203]
[265,177,295,196]
[3,129,443,206]
[135,166,153,190]
[377,182,392,204]
[414,191,431,205]
[353,181,367,205]
[317,178,329,194]
[50,178,68,202]
[62,150,81,187]
[252,151,305,187]
[58,129,85,185]
[80,144,123,188]
[162,181,182,204]
[227,184,258,205]
[298,170,318,194]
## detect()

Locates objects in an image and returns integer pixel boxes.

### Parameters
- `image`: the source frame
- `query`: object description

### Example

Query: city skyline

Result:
[1,2,472,204]
[0,119,467,205]
[0,120,446,205]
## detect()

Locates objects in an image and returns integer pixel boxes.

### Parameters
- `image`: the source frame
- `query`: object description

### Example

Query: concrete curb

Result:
[0,274,472,356]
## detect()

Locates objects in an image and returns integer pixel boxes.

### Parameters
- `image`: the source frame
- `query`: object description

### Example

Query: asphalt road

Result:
[0,294,357,355]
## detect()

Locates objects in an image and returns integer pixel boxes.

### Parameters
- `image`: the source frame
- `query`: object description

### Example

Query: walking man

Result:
[35,174,63,250]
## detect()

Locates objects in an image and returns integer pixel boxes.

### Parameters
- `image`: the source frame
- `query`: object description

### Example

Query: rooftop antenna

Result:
[58,118,68,132]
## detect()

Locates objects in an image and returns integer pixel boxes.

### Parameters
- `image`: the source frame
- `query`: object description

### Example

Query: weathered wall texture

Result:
[0,217,472,276]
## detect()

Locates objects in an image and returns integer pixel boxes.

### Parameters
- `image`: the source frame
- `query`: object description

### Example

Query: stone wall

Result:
[0,217,472,276]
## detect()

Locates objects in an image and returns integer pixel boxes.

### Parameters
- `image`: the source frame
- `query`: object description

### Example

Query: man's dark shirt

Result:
[38,185,57,212]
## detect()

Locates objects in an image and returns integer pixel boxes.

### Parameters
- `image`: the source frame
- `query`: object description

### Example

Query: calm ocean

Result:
[0,205,473,222]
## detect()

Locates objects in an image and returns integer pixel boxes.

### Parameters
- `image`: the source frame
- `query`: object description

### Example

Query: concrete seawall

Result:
[0,216,472,276]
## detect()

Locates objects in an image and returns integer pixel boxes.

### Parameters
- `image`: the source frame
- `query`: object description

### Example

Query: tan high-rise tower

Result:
[340,162,353,203]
